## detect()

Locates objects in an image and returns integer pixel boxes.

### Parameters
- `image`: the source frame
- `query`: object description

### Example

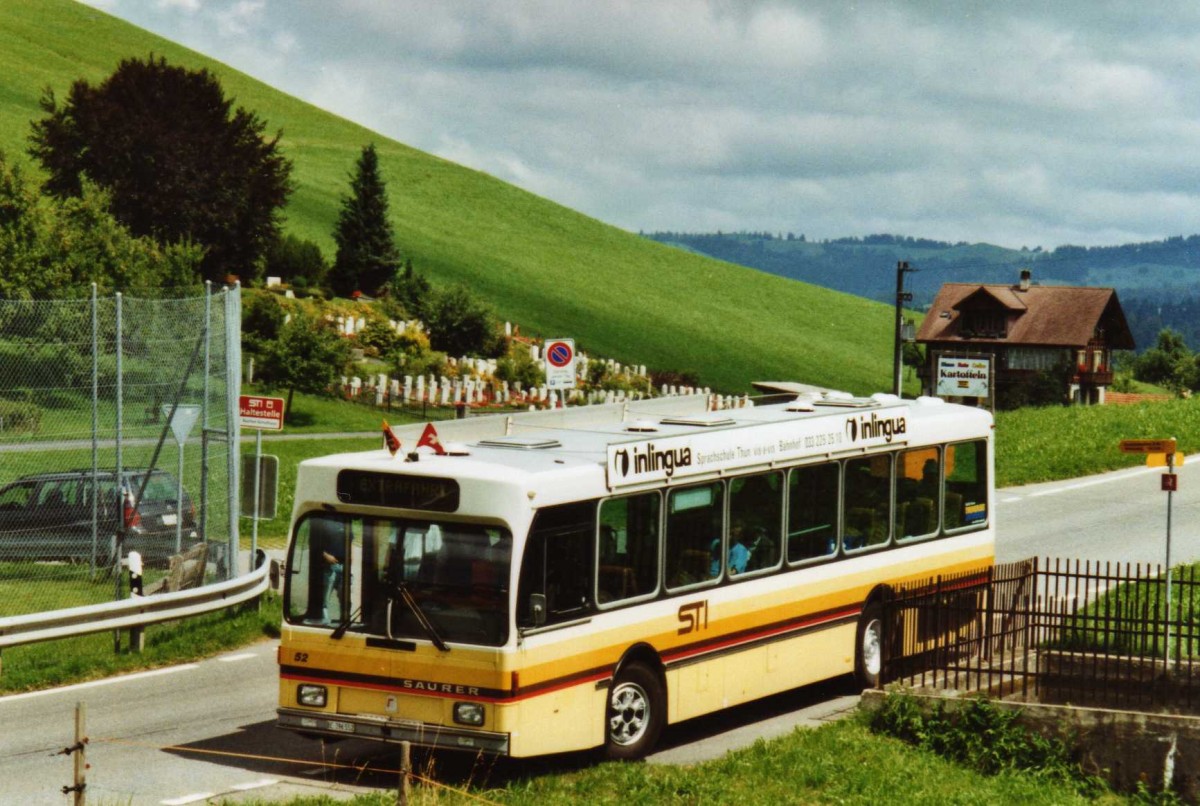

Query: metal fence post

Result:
[114,292,123,623]
[225,284,242,579]
[200,281,211,544]
[90,284,99,579]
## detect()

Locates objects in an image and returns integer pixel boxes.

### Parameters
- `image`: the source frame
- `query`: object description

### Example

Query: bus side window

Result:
[517,502,596,627]
[896,447,939,540]
[787,462,839,562]
[945,440,988,530]
[597,492,660,605]
[664,481,724,590]
[843,455,892,550]
[728,471,783,576]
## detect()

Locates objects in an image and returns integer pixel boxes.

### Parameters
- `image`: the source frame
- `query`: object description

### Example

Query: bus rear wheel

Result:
[855,603,885,689]
[604,662,664,760]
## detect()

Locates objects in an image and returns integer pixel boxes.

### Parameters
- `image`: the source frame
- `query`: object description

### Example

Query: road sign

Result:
[161,404,201,446]
[544,339,576,390]
[1163,473,1179,492]
[241,453,279,519]
[239,395,285,430]
[1146,452,1185,468]
[1119,438,1177,455]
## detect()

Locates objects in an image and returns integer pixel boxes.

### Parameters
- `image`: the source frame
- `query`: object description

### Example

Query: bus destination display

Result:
[336,470,460,512]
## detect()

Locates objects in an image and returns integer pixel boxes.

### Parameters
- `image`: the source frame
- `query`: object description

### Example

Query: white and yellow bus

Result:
[277,391,994,758]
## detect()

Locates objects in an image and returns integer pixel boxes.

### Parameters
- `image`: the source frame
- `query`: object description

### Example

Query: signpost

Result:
[1119,437,1180,654]
[544,339,577,395]
[162,404,201,553]
[239,395,285,562]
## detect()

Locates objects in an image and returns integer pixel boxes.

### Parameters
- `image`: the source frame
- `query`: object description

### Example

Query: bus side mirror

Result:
[529,593,546,627]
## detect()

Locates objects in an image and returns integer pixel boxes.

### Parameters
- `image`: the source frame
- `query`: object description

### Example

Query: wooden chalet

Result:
[915,270,1135,405]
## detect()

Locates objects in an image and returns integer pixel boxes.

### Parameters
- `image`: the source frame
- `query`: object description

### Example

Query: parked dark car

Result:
[0,469,200,565]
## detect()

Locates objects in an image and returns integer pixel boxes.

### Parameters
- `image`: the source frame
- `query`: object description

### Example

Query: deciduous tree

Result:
[29,55,292,285]
[422,283,502,358]
[0,151,200,299]
[259,311,351,413]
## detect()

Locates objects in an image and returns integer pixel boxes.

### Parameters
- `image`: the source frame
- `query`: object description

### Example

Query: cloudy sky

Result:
[80,1,1200,250]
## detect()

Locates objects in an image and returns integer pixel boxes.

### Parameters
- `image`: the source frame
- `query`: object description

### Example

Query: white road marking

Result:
[0,664,199,703]
[1025,465,1160,498]
[1001,496,1022,503]
[230,778,279,791]
[218,653,257,662]
[161,793,214,805]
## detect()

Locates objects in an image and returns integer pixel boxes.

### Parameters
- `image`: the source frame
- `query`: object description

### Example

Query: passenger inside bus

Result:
[711,528,750,576]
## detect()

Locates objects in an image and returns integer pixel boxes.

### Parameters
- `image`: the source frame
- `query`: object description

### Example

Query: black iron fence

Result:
[882,557,1200,714]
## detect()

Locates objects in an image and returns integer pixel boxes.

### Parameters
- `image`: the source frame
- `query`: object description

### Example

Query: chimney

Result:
[1018,268,1031,292]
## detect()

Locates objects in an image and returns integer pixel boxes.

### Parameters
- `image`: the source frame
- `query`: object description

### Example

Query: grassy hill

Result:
[0,0,900,395]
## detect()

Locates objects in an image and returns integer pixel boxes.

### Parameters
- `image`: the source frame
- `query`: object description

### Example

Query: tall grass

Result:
[258,718,1115,805]
[0,595,280,694]
[994,398,1199,488]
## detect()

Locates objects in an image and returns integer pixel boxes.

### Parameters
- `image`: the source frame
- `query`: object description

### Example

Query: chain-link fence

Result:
[0,285,241,618]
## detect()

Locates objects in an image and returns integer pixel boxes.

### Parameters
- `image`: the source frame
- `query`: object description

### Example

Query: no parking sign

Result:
[544,338,576,390]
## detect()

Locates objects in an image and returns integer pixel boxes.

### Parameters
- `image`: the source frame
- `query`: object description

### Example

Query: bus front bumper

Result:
[277,708,511,755]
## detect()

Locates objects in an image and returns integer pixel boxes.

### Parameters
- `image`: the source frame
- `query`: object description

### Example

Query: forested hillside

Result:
[646,231,1200,351]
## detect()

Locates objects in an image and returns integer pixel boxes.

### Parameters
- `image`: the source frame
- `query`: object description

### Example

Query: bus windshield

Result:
[284,512,512,646]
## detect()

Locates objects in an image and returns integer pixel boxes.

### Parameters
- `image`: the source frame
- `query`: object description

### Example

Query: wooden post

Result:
[74,702,86,806]
[397,740,411,806]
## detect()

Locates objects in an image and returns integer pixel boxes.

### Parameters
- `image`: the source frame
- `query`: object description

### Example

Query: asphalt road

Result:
[995,455,1200,567]
[2,460,1193,804]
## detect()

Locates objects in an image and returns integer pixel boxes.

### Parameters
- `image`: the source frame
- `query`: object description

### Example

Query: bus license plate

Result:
[162,513,178,526]
[327,720,355,733]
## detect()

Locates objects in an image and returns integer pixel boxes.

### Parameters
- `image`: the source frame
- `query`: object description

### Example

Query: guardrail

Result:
[0,561,270,649]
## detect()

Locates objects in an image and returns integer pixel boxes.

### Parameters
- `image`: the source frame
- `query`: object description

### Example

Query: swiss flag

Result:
[417,422,446,455]
[382,420,401,456]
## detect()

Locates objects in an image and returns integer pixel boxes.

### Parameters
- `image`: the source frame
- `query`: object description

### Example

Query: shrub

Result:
[0,399,42,433]
[867,693,1103,795]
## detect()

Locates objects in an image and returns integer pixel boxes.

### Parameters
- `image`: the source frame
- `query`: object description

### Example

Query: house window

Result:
[1007,347,1068,371]
[960,310,1006,337]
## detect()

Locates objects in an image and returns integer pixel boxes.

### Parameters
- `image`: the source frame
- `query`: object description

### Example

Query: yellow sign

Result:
[1146,452,1184,468]
[1120,438,1177,455]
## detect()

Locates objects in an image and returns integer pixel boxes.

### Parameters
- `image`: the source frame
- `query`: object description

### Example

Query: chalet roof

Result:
[916,282,1135,349]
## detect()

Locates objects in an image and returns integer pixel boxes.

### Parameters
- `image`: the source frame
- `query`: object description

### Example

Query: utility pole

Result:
[893,261,915,396]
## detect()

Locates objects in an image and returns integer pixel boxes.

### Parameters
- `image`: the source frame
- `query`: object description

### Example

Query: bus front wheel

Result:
[604,662,664,760]
[855,604,885,690]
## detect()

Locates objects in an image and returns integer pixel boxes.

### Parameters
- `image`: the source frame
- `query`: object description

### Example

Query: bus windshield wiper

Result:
[393,582,449,652]
[331,606,361,640]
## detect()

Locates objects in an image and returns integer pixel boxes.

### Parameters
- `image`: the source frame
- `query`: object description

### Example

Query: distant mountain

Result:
[644,232,1200,352]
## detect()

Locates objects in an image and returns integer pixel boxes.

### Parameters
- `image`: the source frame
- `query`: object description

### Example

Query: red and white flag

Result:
[382,420,402,456]
[417,422,446,455]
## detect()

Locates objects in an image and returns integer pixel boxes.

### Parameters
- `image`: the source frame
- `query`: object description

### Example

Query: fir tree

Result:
[330,144,400,297]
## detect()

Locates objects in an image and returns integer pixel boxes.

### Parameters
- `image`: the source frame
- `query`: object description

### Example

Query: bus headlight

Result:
[453,702,485,726]
[298,684,327,707]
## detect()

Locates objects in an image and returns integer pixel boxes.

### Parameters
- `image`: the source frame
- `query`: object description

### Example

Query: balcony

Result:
[1076,369,1114,386]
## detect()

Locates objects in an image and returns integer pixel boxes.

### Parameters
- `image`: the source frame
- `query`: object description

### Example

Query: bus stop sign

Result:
[1120,438,1177,455]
